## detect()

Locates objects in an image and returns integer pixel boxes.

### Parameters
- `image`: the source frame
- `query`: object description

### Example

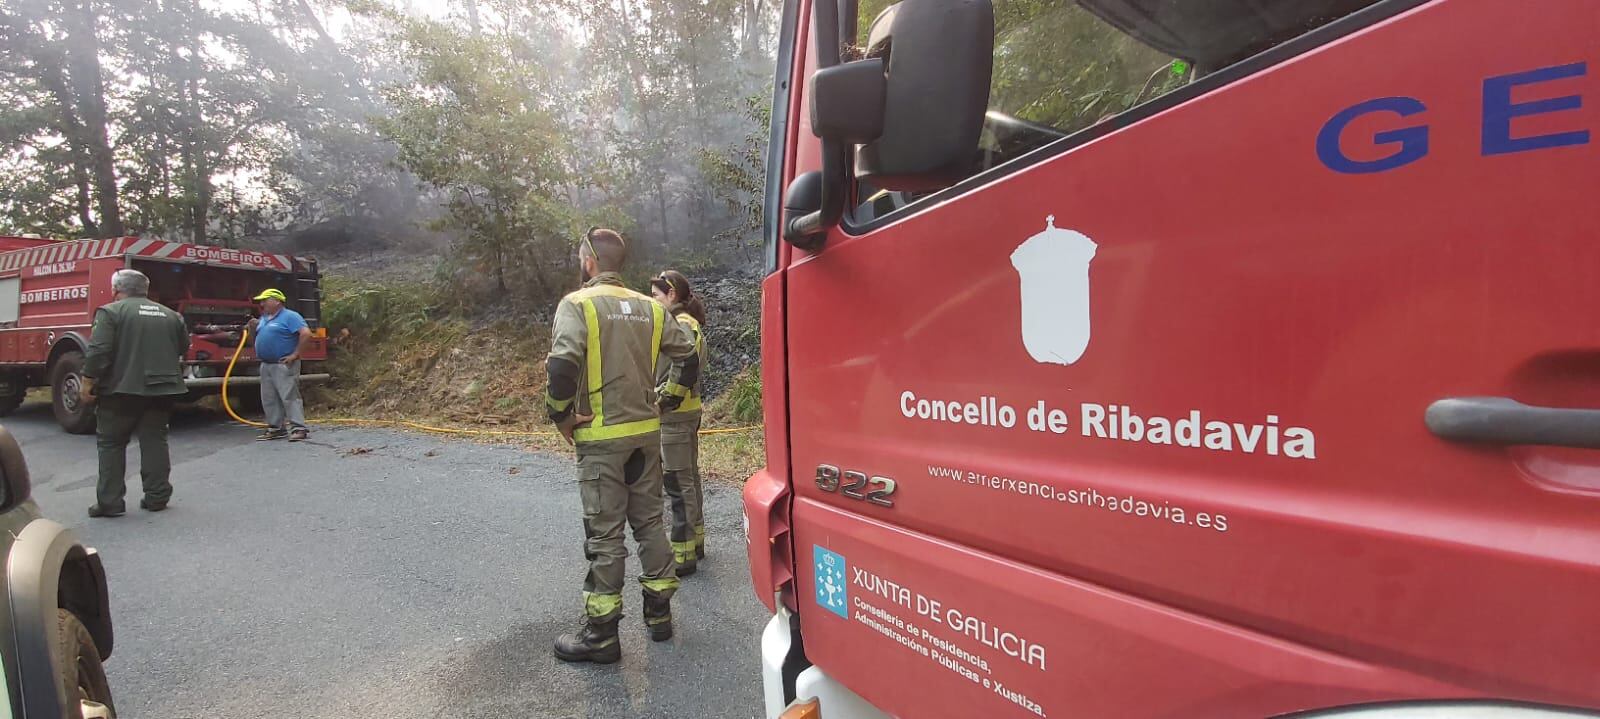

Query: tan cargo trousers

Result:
[577,440,680,618]
[661,415,705,563]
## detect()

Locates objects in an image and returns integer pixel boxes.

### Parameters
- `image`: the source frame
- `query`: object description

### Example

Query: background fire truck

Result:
[0,236,329,433]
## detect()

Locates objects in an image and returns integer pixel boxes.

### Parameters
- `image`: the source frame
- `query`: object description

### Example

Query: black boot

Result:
[87,503,124,518]
[553,614,621,664]
[643,593,673,642]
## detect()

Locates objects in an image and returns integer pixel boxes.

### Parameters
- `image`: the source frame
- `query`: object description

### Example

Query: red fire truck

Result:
[0,236,329,433]
[748,0,1599,717]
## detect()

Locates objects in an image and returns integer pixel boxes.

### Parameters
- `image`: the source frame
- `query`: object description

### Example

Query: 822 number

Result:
[816,465,896,508]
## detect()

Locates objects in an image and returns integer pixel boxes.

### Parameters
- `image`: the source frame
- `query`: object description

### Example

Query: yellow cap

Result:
[253,288,286,302]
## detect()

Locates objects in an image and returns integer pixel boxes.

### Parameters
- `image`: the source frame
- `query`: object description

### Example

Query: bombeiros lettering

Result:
[19,285,88,304]
[182,245,276,267]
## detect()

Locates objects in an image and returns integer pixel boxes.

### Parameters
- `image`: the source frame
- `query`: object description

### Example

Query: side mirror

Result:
[857,0,994,192]
[783,0,994,247]
[784,0,876,248]
[812,58,887,145]
[0,425,29,511]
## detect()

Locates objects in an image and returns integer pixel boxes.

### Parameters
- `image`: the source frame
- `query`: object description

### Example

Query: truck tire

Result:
[50,351,97,435]
[55,609,116,718]
[0,385,23,416]
[224,387,262,415]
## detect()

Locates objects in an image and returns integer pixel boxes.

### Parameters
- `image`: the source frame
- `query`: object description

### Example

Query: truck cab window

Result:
[848,0,1384,224]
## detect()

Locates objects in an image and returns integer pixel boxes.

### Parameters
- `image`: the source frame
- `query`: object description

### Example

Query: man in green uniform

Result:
[83,269,190,517]
[545,228,700,664]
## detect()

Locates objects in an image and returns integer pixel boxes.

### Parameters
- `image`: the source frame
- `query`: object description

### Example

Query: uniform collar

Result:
[584,272,625,288]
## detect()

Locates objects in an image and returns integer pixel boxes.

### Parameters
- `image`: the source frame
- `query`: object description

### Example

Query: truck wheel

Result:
[50,351,97,435]
[0,385,23,417]
[55,609,116,718]
[224,388,262,415]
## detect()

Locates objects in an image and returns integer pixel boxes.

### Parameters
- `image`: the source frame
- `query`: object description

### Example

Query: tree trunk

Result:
[62,0,124,237]
[686,27,715,241]
[494,243,508,293]
[32,53,98,234]
[463,0,480,36]
[654,176,670,250]
[614,0,671,248]
[743,0,767,63]
[183,0,208,244]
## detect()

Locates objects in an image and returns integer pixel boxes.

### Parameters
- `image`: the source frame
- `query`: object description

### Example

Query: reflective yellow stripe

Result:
[641,576,680,594]
[582,299,603,430]
[574,416,660,442]
[545,394,572,412]
[584,591,622,618]
[650,300,663,375]
[670,311,704,415]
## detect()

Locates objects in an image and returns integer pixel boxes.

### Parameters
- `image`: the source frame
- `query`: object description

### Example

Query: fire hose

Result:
[220,326,266,428]
[220,327,758,438]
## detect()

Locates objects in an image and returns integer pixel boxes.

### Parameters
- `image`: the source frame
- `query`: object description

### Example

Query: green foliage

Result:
[1,0,779,279]
[321,274,441,341]
[697,89,771,260]
[857,0,1182,137]
[988,2,1180,134]
[722,365,763,425]
[372,15,620,307]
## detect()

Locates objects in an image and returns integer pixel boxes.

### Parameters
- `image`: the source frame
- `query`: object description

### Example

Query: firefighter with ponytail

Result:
[649,270,708,575]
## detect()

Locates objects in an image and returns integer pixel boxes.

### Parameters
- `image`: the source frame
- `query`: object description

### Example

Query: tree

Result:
[698,89,769,260]
[0,0,123,236]
[374,15,588,304]
[0,0,781,279]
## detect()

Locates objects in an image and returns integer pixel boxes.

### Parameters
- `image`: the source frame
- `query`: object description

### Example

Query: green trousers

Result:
[661,416,704,563]
[95,394,174,509]
[577,440,679,618]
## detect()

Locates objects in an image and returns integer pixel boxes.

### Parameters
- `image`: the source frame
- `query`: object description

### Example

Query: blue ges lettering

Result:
[1318,61,1590,174]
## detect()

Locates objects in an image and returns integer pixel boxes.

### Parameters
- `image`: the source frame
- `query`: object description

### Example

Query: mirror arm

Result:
[785,0,849,247]
[785,143,847,245]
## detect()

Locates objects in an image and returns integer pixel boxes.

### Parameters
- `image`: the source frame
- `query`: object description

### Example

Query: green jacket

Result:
[655,306,705,424]
[546,273,698,451]
[84,296,190,397]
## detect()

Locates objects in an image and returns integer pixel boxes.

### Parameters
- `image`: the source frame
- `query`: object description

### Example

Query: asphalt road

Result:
[5,400,768,719]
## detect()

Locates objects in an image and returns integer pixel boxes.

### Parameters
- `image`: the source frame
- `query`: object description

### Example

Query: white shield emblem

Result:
[1011,215,1097,365]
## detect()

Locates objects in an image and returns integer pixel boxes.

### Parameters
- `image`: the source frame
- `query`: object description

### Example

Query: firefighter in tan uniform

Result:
[650,270,708,575]
[545,228,700,664]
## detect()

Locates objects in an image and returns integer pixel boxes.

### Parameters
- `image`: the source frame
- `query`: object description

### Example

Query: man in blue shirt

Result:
[250,288,311,441]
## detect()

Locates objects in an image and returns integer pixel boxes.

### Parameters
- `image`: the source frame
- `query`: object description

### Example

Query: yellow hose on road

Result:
[219,327,759,439]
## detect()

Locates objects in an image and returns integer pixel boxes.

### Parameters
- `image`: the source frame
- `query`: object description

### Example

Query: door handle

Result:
[1426,396,1600,449]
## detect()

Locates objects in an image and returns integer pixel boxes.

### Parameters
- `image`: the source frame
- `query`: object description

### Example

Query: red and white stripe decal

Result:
[0,238,298,272]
